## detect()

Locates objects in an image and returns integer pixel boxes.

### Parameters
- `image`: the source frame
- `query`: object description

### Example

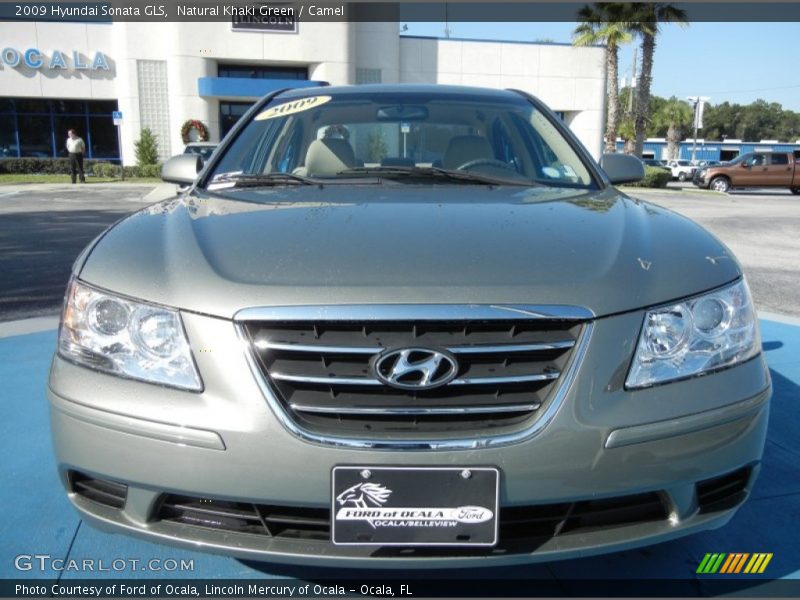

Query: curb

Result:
[0,316,60,338]
[759,311,800,327]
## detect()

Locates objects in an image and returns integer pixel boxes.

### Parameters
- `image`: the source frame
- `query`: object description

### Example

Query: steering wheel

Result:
[456,158,518,172]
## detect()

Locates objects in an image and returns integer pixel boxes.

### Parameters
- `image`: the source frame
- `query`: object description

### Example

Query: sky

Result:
[402,21,800,112]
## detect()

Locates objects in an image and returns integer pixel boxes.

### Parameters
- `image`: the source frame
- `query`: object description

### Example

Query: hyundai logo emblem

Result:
[373,347,459,390]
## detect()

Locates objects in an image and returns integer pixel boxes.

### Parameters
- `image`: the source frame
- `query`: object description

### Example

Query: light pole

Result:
[686,96,710,163]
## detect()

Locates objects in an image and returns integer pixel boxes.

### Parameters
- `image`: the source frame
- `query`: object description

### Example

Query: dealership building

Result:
[0,21,606,165]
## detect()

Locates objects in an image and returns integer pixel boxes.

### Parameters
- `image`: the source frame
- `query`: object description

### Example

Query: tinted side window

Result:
[770,154,789,165]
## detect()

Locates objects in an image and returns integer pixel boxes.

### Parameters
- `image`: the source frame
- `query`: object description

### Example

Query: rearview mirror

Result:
[161,154,202,185]
[600,153,645,184]
[376,105,429,121]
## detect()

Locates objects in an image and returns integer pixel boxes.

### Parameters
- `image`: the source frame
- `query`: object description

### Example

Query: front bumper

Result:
[694,176,710,188]
[48,309,771,567]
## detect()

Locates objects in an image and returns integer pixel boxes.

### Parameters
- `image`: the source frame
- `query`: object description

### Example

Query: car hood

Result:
[78,185,741,319]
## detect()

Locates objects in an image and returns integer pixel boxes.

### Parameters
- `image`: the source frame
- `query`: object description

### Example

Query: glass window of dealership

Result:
[0,98,119,160]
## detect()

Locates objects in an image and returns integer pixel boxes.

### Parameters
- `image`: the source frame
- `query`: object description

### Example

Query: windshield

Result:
[205,90,596,190]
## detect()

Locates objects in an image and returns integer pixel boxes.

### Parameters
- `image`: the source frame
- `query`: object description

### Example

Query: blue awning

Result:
[197,77,327,99]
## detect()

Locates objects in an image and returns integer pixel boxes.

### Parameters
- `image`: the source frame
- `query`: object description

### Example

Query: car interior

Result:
[211,97,594,187]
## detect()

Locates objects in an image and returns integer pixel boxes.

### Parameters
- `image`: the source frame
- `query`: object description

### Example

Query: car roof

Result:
[184,142,217,147]
[275,83,527,102]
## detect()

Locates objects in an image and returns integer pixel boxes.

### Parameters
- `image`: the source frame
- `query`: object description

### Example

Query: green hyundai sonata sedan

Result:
[48,84,770,567]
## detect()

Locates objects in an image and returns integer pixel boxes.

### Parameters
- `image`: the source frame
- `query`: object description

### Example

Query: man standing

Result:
[66,129,86,183]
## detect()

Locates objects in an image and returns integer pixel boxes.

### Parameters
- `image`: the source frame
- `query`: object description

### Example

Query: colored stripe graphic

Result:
[745,554,761,573]
[697,553,727,574]
[720,553,736,573]
[758,553,773,573]
[720,554,736,573]
[734,553,750,573]
[697,553,714,574]
[710,553,726,573]
[699,553,773,574]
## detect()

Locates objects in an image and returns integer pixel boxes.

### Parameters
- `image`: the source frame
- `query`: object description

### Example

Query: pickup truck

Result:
[694,151,800,194]
[665,159,696,181]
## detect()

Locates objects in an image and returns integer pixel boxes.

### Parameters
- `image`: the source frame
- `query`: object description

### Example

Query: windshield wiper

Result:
[210,172,322,188]
[337,166,535,186]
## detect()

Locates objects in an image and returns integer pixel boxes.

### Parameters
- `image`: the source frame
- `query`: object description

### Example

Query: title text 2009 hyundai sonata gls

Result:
[49,85,770,567]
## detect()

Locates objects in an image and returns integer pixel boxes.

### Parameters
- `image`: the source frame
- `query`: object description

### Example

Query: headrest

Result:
[304,138,356,176]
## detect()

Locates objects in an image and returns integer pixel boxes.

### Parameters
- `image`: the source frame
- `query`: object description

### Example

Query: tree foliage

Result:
[135,128,159,166]
[701,100,800,142]
[367,129,388,163]
[652,96,694,158]
[628,3,689,157]
[641,95,800,143]
[573,3,634,153]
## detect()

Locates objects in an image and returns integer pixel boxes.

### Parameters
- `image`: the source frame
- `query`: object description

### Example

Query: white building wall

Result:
[0,22,116,100]
[399,37,606,158]
[355,23,400,83]
[0,22,604,163]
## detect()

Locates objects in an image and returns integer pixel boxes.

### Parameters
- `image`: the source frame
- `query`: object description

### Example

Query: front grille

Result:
[155,491,668,554]
[696,467,751,514]
[240,316,585,441]
[69,471,128,509]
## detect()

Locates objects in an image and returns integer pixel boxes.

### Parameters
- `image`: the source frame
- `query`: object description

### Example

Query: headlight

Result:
[58,279,202,391]
[626,279,760,389]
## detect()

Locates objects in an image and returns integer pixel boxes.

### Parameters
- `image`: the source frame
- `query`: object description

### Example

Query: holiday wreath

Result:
[180,119,210,144]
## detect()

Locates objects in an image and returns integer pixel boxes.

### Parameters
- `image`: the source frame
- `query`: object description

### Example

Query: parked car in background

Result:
[183,142,217,163]
[50,84,769,567]
[694,151,800,193]
[642,158,671,172]
[692,161,723,185]
[666,159,697,181]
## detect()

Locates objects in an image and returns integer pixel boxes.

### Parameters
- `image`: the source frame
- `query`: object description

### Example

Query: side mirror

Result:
[600,153,646,184]
[161,154,202,185]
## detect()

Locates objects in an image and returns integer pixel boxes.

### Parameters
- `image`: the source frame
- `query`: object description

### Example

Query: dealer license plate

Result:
[331,466,499,546]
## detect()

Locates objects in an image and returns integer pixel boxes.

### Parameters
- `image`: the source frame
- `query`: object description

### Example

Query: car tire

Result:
[791,187,800,195]
[678,172,688,182]
[710,177,730,193]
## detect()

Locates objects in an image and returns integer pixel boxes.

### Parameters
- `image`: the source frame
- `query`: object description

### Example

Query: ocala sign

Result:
[1,48,110,70]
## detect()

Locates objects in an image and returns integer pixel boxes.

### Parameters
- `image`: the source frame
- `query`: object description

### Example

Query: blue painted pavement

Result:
[1,320,798,589]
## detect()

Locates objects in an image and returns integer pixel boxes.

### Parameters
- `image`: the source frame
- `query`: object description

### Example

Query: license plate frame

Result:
[331,466,499,547]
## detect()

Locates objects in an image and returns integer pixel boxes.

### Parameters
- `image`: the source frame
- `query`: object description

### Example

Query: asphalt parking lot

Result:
[0,184,154,322]
[1,182,798,594]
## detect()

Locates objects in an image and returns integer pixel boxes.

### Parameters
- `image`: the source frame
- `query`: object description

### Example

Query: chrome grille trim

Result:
[236,304,595,322]
[450,341,575,354]
[290,403,541,416]
[270,371,560,386]
[234,304,594,451]
[453,372,560,385]
[256,340,576,355]
[256,341,380,354]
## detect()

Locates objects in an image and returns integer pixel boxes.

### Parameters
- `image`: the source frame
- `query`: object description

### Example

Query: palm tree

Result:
[653,97,693,159]
[573,4,634,153]
[630,3,688,157]
[619,117,636,155]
